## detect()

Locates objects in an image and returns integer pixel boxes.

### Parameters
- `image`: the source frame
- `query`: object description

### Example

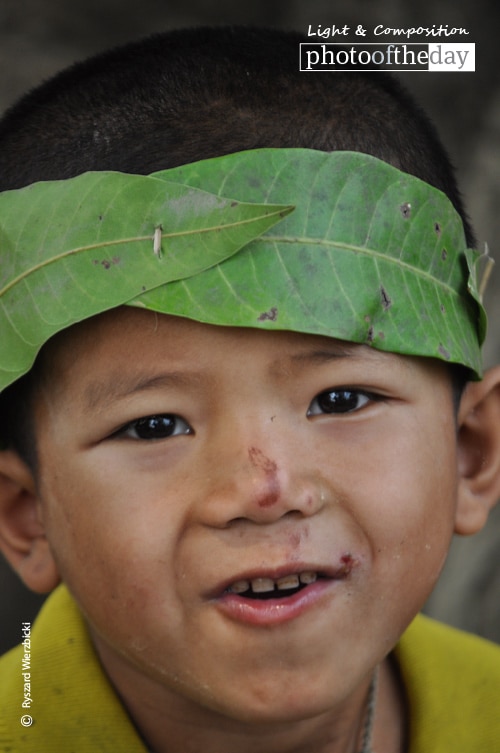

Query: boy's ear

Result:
[455,365,500,535]
[0,450,60,593]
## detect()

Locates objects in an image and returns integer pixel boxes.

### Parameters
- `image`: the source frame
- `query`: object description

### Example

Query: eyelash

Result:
[114,414,193,441]
[307,388,378,417]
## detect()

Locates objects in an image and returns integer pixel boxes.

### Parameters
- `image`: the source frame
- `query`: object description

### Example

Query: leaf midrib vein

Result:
[0,210,287,298]
[1,227,459,300]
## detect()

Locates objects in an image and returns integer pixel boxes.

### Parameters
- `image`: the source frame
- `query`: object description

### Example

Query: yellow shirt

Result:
[1,585,499,752]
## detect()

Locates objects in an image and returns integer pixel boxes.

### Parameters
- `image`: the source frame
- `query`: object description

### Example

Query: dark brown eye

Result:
[118,414,192,440]
[307,390,370,416]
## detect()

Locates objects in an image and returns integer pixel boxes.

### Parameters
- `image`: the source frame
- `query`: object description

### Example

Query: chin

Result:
[212,681,331,726]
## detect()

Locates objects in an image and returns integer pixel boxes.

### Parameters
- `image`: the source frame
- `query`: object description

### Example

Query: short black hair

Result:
[0,26,472,464]
[0,27,473,241]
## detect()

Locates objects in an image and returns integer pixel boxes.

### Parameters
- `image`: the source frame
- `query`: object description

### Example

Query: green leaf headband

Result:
[0,148,488,393]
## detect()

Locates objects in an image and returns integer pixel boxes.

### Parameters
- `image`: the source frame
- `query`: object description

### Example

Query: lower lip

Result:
[215,579,336,626]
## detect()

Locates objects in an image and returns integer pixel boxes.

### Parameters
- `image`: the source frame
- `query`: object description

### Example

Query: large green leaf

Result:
[133,149,485,377]
[0,149,487,395]
[0,171,292,390]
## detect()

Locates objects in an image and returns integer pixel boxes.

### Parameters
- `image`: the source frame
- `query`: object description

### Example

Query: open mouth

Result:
[216,559,355,625]
[226,571,319,600]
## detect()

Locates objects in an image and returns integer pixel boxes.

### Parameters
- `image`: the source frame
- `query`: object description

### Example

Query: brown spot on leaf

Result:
[96,257,121,270]
[258,306,278,322]
[441,248,448,261]
[400,202,411,219]
[434,222,441,236]
[366,326,375,343]
[380,286,392,310]
[438,344,451,361]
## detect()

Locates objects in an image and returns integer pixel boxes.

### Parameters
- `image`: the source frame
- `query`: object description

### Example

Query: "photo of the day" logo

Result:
[300,43,475,72]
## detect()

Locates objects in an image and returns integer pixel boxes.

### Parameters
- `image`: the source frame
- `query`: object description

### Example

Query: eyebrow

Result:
[82,343,388,409]
[83,371,200,410]
[288,344,367,365]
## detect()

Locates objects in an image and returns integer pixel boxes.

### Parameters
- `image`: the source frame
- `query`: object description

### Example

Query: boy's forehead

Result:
[0,149,486,394]
[41,306,419,398]
[45,306,384,365]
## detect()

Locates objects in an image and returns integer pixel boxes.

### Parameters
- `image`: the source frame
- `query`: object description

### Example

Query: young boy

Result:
[0,27,499,753]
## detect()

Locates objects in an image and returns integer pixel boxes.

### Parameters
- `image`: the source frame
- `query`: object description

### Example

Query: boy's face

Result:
[33,307,459,722]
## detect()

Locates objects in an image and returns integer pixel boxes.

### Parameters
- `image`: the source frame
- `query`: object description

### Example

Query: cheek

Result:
[352,416,458,607]
[39,472,197,678]
[317,403,457,546]
[37,456,184,618]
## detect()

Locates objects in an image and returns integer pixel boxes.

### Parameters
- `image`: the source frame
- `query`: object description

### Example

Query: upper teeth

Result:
[229,571,317,594]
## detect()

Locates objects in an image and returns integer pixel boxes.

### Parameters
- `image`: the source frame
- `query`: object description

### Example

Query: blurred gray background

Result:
[1,0,499,652]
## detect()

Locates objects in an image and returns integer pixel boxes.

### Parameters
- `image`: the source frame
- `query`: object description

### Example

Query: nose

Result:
[198,432,326,527]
